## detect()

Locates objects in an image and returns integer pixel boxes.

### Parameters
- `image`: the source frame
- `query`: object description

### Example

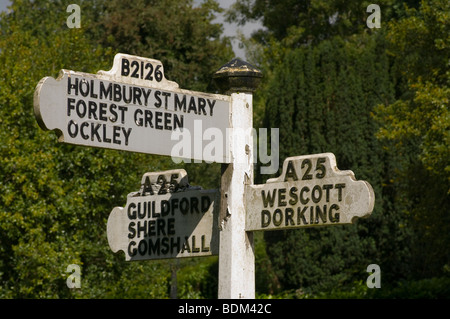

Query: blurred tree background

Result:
[0,0,448,298]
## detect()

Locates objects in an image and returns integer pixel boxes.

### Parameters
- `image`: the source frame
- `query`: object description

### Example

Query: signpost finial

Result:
[213,58,263,94]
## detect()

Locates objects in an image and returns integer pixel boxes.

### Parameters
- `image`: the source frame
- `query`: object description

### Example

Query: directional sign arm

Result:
[245,153,375,231]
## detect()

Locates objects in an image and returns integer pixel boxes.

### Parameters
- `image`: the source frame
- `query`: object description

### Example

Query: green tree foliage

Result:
[375,0,449,179]
[373,0,450,279]
[226,0,420,46]
[0,0,232,298]
[231,0,449,297]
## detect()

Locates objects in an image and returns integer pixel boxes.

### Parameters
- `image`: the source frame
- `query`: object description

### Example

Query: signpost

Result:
[107,169,219,261]
[245,153,375,232]
[34,54,375,300]
[34,53,231,163]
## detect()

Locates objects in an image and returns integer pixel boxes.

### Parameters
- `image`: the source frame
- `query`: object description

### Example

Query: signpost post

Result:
[212,59,263,299]
[34,54,375,300]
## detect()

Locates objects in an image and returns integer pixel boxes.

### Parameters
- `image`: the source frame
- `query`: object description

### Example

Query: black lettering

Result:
[315,157,327,178]
[137,220,147,238]
[102,124,111,143]
[284,160,298,181]
[175,94,186,112]
[148,220,156,236]
[261,210,271,228]
[141,176,154,195]
[89,80,98,98]
[198,98,207,115]
[109,104,118,122]
[297,206,308,225]
[121,58,130,76]
[123,127,131,146]
[113,84,121,102]
[144,63,153,81]
[289,186,298,205]
[134,109,143,126]
[315,205,327,224]
[180,198,189,214]
[67,98,75,116]
[174,114,183,129]
[335,183,346,201]
[311,185,322,203]
[168,218,175,235]
[273,209,283,226]
[190,197,199,213]
[128,241,137,257]
[133,87,142,105]
[155,111,163,130]
[142,89,151,106]
[127,202,137,219]
[187,96,197,114]
[160,200,170,217]
[118,106,127,124]
[171,198,179,216]
[300,186,310,205]
[162,92,171,109]
[67,76,78,95]
[301,159,313,180]
[329,204,340,223]
[157,218,166,236]
[67,120,78,138]
[323,184,333,202]
[278,188,287,206]
[164,112,172,130]
[80,122,89,140]
[201,235,210,252]
[131,60,139,78]
[201,196,211,213]
[191,236,200,253]
[88,101,97,120]
[171,237,181,255]
[112,126,121,144]
[145,110,153,128]
[207,99,216,116]
[181,236,191,253]
[128,222,136,239]
[161,237,170,255]
[122,86,132,104]
[79,79,89,97]
[285,208,294,226]
[261,189,276,208]
[100,81,112,100]
[137,240,147,256]
[148,238,160,256]
[99,103,108,121]
[76,100,87,118]
[154,90,162,108]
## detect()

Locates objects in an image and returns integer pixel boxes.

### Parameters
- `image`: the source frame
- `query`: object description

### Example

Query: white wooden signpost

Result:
[107,169,219,261]
[34,53,231,163]
[245,153,375,232]
[34,54,375,300]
